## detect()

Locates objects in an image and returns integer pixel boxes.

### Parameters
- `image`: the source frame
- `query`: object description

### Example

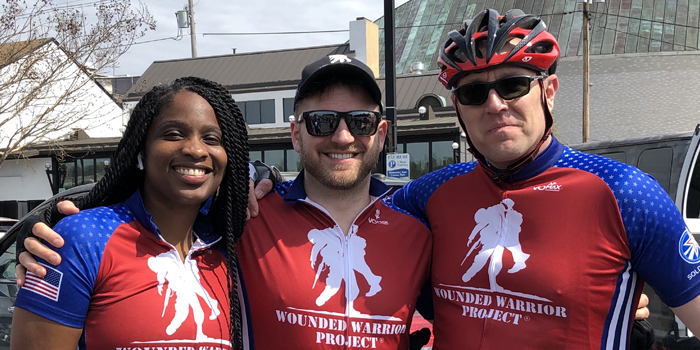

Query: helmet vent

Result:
[526,41,553,54]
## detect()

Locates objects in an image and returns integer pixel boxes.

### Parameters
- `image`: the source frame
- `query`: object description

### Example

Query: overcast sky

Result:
[94,0,411,76]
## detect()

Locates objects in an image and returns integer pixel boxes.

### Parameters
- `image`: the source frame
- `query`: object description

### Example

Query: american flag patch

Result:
[23,262,63,301]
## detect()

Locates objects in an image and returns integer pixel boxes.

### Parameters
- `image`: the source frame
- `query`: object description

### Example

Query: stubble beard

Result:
[299,137,381,191]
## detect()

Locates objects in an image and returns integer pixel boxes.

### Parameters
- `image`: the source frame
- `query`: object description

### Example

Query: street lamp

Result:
[451,142,459,163]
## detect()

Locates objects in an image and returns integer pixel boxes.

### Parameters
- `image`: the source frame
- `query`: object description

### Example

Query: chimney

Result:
[349,17,379,77]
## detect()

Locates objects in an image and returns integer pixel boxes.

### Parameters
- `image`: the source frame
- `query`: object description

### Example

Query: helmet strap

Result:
[452,77,553,183]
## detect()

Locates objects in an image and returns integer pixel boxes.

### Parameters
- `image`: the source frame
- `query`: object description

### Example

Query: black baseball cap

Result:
[294,55,383,113]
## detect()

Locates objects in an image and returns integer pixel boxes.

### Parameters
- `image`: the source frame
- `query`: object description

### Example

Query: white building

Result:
[0,38,125,217]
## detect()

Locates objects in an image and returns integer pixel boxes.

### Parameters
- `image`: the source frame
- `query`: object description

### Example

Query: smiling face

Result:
[291,84,387,191]
[141,90,227,208]
[454,66,558,169]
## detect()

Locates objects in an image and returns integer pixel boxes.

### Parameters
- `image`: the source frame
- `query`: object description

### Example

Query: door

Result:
[674,123,700,338]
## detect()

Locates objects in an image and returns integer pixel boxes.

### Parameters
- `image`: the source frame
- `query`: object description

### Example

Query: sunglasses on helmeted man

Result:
[299,110,382,137]
[452,75,545,106]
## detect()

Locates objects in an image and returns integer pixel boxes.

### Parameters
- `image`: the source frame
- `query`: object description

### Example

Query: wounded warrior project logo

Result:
[435,199,568,326]
[273,226,405,348]
[114,252,231,350]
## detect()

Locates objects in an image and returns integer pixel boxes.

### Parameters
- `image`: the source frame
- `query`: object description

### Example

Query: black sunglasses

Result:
[299,110,381,137]
[452,75,545,106]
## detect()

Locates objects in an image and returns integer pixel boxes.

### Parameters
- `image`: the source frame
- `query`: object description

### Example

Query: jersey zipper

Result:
[299,196,382,349]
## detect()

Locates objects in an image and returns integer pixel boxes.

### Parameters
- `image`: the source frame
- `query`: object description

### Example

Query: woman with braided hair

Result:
[11,76,249,350]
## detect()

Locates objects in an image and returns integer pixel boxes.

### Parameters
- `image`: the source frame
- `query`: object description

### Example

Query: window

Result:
[417,95,443,110]
[286,149,301,172]
[245,101,260,124]
[261,100,275,124]
[63,162,76,189]
[283,98,295,122]
[249,151,262,163]
[394,140,458,179]
[431,141,454,171]
[263,150,285,170]
[58,156,112,192]
[249,147,303,172]
[96,158,110,182]
[600,152,626,164]
[82,159,95,184]
[407,142,430,179]
[684,153,700,218]
[637,147,673,194]
[240,100,275,125]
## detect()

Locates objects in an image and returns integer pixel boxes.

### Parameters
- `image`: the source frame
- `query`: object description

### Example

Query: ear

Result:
[544,74,559,112]
[290,118,302,153]
[375,119,388,149]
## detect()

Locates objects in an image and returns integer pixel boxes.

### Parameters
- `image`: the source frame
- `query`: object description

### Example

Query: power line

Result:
[203,29,349,36]
[15,0,113,20]
[130,36,182,46]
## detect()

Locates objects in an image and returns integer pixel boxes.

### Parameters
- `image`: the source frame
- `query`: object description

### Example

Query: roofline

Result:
[147,43,347,66]
[0,38,55,70]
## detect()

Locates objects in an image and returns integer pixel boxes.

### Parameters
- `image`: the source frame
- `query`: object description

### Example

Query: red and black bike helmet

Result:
[437,9,560,89]
[437,9,561,182]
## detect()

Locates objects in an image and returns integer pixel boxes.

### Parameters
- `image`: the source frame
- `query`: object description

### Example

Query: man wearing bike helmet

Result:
[390,8,700,349]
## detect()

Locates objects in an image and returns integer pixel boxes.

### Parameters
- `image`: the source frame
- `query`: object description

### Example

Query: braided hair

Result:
[81,76,249,349]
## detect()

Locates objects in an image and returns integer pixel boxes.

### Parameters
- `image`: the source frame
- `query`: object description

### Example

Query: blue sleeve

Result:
[610,167,700,307]
[15,207,117,328]
[388,162,476,223]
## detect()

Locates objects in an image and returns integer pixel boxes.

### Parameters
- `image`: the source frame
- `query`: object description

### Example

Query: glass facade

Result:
[250,147,302,172]
[431,141,454,171]
[286,149,301,172]
[58,156,112,192]
[264,149,285,170]
[406,142,430,178]
[394,139,458,179]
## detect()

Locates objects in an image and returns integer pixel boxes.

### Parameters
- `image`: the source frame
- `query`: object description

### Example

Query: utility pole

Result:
[188,0,197,58]
[384,0,396,153]
[582,0,590,142]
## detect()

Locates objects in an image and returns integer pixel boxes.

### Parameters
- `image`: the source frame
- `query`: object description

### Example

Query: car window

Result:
[0,243,16,280]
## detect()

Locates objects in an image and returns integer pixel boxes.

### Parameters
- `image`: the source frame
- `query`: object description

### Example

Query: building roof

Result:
[14,135,122,158]
[0,38,54,69]
[376,0,700,76]
[126,44,351,98]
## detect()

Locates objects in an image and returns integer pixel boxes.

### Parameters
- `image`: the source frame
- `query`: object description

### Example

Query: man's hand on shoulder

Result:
[16,200,80,286]
[246,160,281,220]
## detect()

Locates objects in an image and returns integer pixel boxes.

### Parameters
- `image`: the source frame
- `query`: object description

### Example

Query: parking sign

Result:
[386,153,410,179]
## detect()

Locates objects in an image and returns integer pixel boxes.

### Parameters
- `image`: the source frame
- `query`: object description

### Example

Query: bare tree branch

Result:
[0,0,155,167]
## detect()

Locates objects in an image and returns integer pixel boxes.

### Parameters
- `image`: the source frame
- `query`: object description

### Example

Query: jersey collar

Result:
[283,170,392,204]
[483,135,565,183]
[124,189,220,245]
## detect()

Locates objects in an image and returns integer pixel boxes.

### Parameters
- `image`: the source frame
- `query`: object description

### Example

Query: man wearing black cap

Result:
[17,55,433,349]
